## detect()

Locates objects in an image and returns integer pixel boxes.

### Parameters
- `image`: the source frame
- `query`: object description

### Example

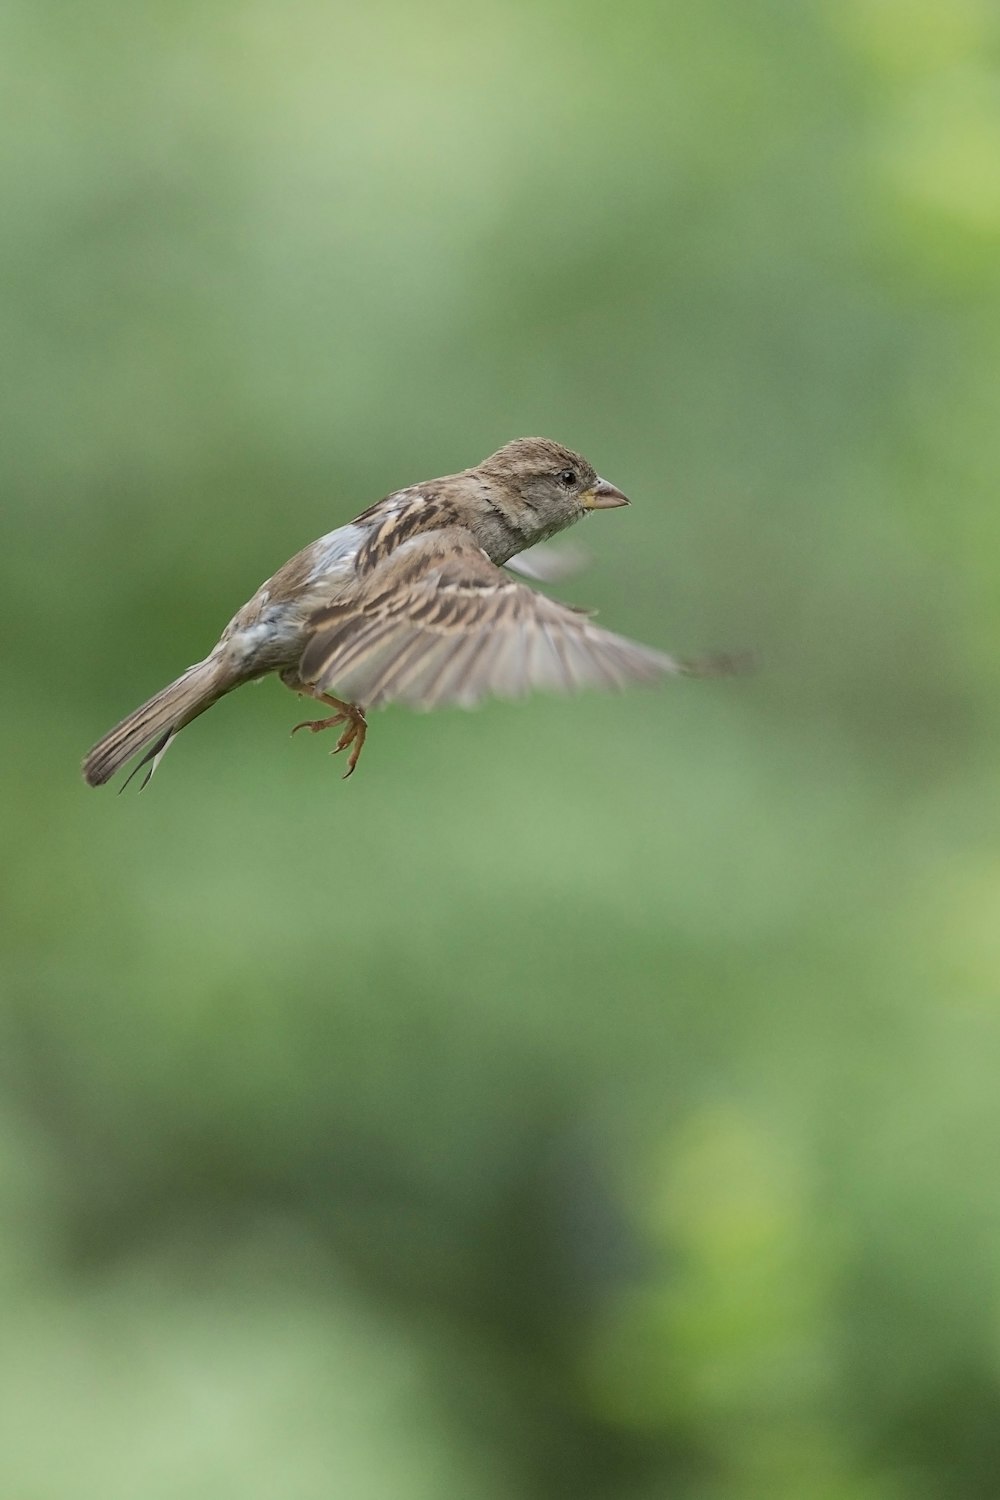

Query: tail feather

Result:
[82,659,226,788]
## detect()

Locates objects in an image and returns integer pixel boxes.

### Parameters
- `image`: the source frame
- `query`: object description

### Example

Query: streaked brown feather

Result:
[298,528,688,712]
[354,491,465,572]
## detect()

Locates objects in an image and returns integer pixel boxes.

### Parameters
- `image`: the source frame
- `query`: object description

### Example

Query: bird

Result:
[82,436,727,788]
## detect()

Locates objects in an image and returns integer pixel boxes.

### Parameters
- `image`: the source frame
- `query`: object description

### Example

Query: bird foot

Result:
[291,703,368,778]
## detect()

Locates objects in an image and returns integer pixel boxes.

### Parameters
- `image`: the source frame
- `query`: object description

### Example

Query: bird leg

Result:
[290,691,368,778]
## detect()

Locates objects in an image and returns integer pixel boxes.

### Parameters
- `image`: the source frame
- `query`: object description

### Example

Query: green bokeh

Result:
[4,1,1000,1495]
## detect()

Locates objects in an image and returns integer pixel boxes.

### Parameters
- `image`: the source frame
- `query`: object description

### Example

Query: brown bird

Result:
[82,437,722,788]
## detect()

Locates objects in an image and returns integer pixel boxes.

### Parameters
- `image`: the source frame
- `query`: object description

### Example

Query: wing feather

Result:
[299,528,691,711]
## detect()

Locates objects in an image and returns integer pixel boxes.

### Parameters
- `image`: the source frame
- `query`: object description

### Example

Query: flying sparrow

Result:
[82,437,725,788]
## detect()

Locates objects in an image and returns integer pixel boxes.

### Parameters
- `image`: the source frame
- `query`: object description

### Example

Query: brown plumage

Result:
[81,660,226,789]
[299,529,678,711]
[82,437,722,787]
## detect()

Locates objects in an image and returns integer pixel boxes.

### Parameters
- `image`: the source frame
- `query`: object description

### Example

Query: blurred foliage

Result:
[3,0,1000,1495]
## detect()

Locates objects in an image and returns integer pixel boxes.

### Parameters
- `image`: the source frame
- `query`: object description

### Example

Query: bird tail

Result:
[82,657,228,789]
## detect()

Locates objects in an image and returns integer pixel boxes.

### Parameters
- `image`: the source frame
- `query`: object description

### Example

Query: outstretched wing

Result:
[298,528,692,711]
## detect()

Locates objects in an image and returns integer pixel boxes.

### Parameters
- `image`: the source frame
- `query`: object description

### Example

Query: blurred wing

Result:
[505,538,591,584]
[298,528,691,711]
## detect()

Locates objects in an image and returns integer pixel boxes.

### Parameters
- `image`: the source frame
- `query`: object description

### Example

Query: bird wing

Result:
[504,538,591,584]
[297,527,692,711]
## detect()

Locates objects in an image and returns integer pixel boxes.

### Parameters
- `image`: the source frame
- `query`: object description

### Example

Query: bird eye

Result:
[557,469,577,487]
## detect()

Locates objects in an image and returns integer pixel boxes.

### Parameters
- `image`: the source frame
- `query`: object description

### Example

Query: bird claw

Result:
[332,718,366,777]
[291,704,367,777]
[291,713,348,736]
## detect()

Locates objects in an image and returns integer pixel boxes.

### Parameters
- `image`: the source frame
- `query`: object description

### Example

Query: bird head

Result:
[474,437,629,548]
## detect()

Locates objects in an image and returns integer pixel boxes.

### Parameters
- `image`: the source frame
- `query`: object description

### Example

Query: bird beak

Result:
[582,477,630,510]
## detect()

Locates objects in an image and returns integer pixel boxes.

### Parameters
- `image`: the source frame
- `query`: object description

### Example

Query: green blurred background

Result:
[4,1,1000,1495]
